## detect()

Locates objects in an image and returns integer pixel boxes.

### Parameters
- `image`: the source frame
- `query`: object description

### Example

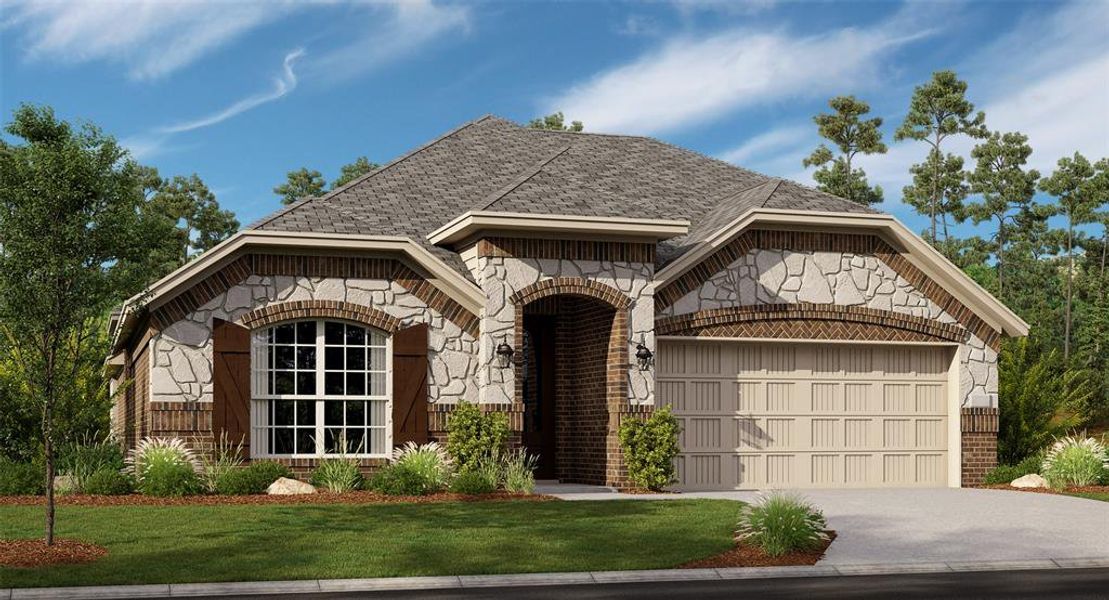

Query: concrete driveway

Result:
[538,484,1109,565]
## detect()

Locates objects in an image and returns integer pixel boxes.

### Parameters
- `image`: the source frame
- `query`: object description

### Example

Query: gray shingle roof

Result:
[251,115,877,279]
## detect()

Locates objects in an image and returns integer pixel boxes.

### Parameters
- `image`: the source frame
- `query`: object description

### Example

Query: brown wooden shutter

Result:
[212,318,251,451]
[392,323,429,446]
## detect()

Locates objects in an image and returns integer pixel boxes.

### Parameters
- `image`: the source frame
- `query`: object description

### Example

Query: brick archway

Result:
[510,278,632,486]
[655,304,969,343]
[238,300,403,333]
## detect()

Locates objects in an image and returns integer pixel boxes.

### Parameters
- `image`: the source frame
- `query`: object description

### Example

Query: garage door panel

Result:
[663,341,953,490]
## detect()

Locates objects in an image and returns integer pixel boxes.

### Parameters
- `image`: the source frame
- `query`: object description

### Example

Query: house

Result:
[107,115,1027,490]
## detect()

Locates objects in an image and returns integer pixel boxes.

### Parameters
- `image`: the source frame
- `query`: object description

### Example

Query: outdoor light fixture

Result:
[635,337,654,371]
[495,336,515,368]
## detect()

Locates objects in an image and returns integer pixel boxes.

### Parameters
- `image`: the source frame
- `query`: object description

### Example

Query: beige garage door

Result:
[657,341,954,490]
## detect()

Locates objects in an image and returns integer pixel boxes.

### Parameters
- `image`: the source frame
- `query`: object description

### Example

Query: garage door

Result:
[657,341,953,490]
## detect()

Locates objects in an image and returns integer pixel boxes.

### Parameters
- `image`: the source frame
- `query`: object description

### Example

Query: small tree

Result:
[274,167,326,205]
[902,150,968,244]
[446,401,509,471]
[528,112,583,132]
[802,95,887,206]
[618,406,680,491]
[0,104,159,544]
[332,156,380,189]
[148,173,239,266]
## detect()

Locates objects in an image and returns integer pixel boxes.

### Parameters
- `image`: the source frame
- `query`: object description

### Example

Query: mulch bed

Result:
[679,531,836,569]
[980,484,1109,496]
[0,538,107,568]
[0,491,556,507]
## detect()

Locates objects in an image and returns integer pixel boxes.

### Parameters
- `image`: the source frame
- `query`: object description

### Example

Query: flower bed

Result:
[0,490,555,507]
[680,531,836,568]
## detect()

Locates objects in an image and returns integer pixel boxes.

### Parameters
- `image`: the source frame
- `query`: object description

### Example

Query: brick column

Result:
[961,407,998,486]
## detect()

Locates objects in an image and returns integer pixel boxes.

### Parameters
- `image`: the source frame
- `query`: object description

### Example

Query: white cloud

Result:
[546,12,932,135]
[307,0,470,83]
[3,0,296,80]
[718,125,810,165]
[158,49,304,134]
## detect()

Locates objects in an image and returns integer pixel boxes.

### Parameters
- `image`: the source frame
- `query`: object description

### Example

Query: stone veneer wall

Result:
[659,244,998,408]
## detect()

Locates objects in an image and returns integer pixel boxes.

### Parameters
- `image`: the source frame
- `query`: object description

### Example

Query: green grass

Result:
[0,499,739,588]
[1065,491,1109,502]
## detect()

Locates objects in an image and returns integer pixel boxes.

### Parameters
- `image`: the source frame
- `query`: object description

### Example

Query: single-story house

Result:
[108,115,1027,490]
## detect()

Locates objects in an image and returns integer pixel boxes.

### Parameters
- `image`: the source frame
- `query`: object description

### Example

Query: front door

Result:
[522,315,557,479]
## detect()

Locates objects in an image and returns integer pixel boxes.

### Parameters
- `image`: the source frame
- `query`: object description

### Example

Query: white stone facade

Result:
[477,257,656,406]
[660,249,999,408]
[149,275,479,405]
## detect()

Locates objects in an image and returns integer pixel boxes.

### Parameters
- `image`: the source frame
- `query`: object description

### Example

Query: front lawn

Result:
[0,499,739,588]
[1065,491,1109,503]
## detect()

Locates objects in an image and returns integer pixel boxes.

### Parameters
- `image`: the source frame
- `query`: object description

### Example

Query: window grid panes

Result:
[254,320,389,457]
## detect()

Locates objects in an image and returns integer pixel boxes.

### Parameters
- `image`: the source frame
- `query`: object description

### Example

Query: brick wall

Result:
[961,407,999,486]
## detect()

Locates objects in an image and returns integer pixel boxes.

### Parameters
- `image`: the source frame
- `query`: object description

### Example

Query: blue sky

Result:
[2,0,1107,235]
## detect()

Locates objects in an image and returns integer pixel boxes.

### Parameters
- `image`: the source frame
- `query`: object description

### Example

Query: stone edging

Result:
[7,558,1109,599]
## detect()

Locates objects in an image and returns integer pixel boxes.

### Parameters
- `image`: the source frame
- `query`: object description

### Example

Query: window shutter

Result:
[392,323,429,446]
[212,318,252,451]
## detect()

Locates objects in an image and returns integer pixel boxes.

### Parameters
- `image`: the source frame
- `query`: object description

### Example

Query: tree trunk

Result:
[1065,219,1074,360]
[43,400,55,546]
[997,219,1006,297]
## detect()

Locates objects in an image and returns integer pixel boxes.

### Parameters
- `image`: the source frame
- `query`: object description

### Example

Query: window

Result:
[252,320,390,457]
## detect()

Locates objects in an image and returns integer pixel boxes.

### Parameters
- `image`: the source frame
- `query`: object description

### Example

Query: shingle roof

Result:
[251,115,877,279]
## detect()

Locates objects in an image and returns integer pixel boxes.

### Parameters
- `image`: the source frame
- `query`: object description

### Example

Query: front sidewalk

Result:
[7,558,1109,599]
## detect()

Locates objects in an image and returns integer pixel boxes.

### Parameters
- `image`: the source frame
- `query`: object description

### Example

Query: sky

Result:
[2,0,1107,236]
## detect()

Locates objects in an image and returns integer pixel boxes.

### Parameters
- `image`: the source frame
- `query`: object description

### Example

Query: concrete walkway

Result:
[536,484,1109,565]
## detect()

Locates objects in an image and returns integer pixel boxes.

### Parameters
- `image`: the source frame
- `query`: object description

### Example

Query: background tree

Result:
[332,156,380,189]
[802,95,887,206]
[902,151,968,247]
[1039,152,1100,359]
[0,104,161,544]
[965,131,1040,297]
[895,70,988,240]
[274,167,326,205]
[148,173,239,266]
[528,112,583,132]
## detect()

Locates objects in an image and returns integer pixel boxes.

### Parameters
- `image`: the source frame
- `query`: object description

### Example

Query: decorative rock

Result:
[268,477,316,495]
[53,475,78,494]
[1010,474,1048,488]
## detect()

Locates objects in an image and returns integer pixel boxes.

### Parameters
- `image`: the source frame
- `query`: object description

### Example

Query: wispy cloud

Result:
[158,49,304,134]
[307,0,470,83]
[719,125,810,165]
[545,9,933,135]
[2,0,296,80]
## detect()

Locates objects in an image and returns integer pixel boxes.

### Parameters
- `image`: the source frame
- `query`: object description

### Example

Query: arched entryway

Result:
[511,279,630,485]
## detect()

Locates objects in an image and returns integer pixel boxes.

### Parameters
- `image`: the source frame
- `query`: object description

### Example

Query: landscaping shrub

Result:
[139,460,202,497]
[1041,435,1108,488]
[311,458,363,493]
[618,406,680,491]
[214,461,293,495]
[59,437,124,492]
[199,432,245,493]
[370,442,453,496]
[447,401,509,471]
[983,453,1043,485]
[0,459,43,495]
[449,464,498,495]
[501,450,538,494]
[82,469,134,495]
[736,492,829,557]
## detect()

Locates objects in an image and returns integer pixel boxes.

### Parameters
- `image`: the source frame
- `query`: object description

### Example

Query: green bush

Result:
[125,437,201,482]
[375,442,453,495]
[447,401,509,471]
[199,432,245,493]
[736,492,829,557]
[82,469,134,495]
[139,460,202,497]
[369,463,427,496]
[501,450,538,494]
[983,453,1043,485]
[214,461,293,495]
[1042,435,1108,488]
[311,458,363,493]
[59,438,124,492]
[618,406,680,491]
[449,464,498,495]
[0,459,43,495]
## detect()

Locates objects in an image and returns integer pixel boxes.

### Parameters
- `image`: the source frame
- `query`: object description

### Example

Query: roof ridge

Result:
[471,145,572,212]
[758,179,784,208]
[248,114,496,230]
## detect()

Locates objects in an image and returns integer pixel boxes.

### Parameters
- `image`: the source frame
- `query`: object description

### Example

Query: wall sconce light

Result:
[495,336,515,368]
[635,337,654,371]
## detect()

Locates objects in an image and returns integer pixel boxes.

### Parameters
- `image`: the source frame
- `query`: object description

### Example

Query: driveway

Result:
[537,484,1109,565]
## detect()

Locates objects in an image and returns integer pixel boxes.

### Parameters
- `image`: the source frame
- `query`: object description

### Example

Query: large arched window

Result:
[251,320,390,458]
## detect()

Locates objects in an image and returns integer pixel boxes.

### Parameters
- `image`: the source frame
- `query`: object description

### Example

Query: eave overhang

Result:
[428,211,690,247]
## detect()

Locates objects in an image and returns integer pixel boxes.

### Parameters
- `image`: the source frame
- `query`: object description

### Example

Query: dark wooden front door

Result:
[522,315,557,479]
